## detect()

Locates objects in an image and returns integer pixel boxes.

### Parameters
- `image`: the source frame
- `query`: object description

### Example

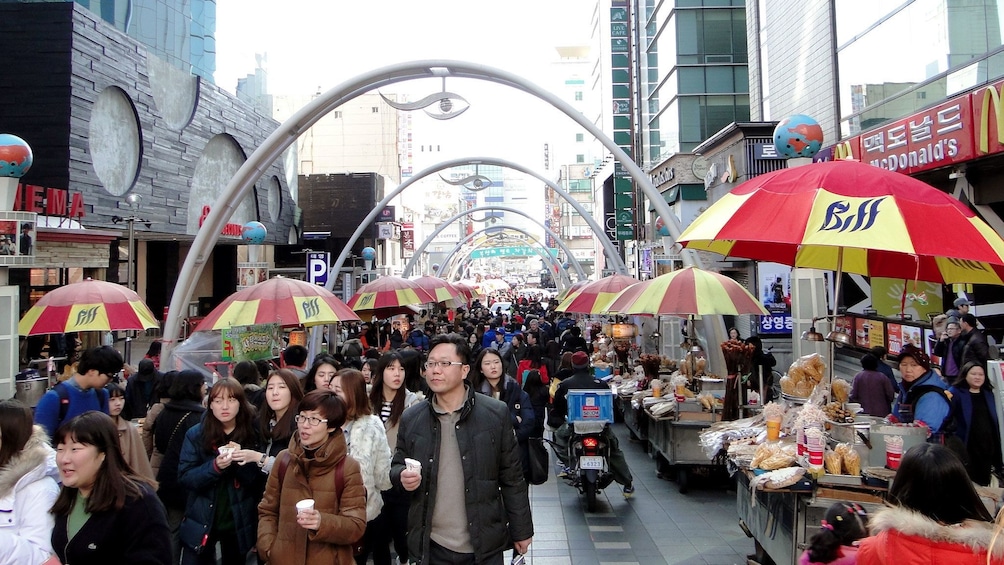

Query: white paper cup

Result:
[405,458,422,472]
[296,499,315,514]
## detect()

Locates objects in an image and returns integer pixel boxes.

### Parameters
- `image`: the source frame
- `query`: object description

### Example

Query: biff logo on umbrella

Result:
[819,197,886,233]
[74,306,100,327]
[302,297,320,319]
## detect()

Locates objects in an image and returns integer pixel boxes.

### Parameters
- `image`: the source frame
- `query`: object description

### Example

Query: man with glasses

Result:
[933,319,962,382]
[34,345,121,440]
[391,333,533,565]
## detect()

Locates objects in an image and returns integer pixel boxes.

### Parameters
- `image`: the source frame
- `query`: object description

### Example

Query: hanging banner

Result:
[222,323,282,362]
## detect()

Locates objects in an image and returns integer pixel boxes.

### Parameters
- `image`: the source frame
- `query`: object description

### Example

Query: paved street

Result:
[511,424,753,565]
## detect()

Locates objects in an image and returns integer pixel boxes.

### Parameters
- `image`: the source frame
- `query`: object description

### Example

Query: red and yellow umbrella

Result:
[452,281,482,304]
[194,276,360,330]
[605,267,767,316]
[556,274,640,314]
[410,276,465,304]
[556,279,590,302]
[677,160,1004,284]
[19,278,159,335]
[347,276,436,313]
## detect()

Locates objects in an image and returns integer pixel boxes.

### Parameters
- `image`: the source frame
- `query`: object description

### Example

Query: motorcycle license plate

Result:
[579,456,604,470]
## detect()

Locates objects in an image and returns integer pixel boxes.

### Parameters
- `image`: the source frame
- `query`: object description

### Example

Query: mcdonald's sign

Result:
[974,80,1004,156]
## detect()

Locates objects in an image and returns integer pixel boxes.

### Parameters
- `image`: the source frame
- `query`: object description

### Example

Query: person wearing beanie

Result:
[891,344,951,433]
[547,351,635,497]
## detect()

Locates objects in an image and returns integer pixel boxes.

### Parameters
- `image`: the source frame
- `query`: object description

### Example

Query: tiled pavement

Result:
[506,424,754,565]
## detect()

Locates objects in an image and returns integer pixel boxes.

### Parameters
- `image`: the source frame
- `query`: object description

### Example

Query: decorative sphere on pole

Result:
[361,247,376,262]
[772,115,824,159]
[432,263,441,273]
[0,134,33,177]
[241,221,267,244]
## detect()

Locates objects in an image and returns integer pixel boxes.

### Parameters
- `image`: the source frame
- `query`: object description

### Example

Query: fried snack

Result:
[793,380,814,398]
[780,375,796,395]
[824,450,843,475]
[751,443,775,468]
[831,379,851,404]
[833,443,853,458]
[696,357,708,374]
[760,451,796,471]
[842,449,861,476]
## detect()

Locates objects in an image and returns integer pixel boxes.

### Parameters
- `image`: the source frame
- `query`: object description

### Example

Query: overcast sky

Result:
[215,1,593,97]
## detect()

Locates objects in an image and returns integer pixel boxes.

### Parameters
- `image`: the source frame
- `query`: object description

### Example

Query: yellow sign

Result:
[978,83,1004,155]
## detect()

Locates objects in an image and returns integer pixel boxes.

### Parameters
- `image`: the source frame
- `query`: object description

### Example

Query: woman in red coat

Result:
[857,443,1004,565]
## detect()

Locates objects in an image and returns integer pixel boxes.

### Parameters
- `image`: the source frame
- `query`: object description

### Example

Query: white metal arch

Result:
[436,227,585,286]
[435,225,576,288]
[162,60,708,364]
[402,204,585,279]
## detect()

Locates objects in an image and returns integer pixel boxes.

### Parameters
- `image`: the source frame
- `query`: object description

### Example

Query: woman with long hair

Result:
[0,399,59,565]
[471,348,535,477]
[51,411,172,564]
[152,370,203,563]
[397,348,426,394]
[250,369,304,475]
[857,443,1003,564]
[523,369,549,439]
[304,356,339,394]
[105,381,155,483]
[330,369,393,565]
[256,390,367,564]
[949,361,1003,485]
[368,351,423,565]
[177,378,264,565]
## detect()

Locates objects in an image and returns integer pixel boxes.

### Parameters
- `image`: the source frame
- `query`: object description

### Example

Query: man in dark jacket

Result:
[957,313,992,371]
[548,351,635,497]
[391,333,533,564]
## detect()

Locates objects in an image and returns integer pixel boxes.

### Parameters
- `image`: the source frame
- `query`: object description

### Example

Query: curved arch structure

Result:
[401,205,586,280]
[436,226,577,288]
[163,60,706,364]
[436,228,584,284]
[328,156,627,291]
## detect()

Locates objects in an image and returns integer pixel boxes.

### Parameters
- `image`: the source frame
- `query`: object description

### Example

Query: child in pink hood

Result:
[799,502,869,565]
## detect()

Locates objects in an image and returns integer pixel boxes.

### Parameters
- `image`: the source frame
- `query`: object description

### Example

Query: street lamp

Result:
[111,193,147,362]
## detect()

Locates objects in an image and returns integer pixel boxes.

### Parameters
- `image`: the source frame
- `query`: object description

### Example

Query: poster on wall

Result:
[237,261,269,290]
[871,277,943,321]
[925,328,941,365]
[887,323,923,356]
[0,211,35,267]
[757,262,792,335]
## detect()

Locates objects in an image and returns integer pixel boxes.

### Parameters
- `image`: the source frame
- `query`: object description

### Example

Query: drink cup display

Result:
[766,417,782,442]
[652,380,663,398]
[886,435,904,470]
[805,427,825,469]
[295,499,314,514]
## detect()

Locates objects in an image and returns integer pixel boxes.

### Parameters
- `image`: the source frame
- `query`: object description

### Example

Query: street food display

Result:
[778,353,826,398]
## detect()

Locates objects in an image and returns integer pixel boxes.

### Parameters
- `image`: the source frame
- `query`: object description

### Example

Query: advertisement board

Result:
[222,323,282,362]
[0,211,35,267]
[887,323,924,356]
[757,262,792,336]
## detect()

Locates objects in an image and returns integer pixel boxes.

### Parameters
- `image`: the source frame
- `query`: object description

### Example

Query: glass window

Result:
[576,154,585,163]
[706,66,734,92]
[575,133,584,142]
[574,91,583,101]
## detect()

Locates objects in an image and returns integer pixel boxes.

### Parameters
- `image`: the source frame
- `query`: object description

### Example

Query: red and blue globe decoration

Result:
[241,221,267,244]
[0,134,33,177]
[773,114,824,159]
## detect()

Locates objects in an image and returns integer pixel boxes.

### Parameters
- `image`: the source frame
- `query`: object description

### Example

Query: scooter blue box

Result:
[567,390,614,424]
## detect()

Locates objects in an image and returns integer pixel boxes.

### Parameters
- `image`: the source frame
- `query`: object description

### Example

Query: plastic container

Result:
[567,390,614,424]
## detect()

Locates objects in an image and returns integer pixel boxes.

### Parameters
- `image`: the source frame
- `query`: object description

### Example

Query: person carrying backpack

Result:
[406,327,430,352]
[34,345,119,441]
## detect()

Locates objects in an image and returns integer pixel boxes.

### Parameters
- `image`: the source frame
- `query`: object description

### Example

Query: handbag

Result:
[527,437,549,485]
[333,458,365,556]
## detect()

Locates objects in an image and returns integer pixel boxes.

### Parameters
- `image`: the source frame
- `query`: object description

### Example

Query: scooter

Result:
[562,420,615,511]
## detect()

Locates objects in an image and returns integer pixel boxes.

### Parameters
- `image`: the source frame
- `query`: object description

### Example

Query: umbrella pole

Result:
[829,250,845,388]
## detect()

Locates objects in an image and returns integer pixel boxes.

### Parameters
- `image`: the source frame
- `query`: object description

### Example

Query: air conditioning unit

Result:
[706,55,733,64]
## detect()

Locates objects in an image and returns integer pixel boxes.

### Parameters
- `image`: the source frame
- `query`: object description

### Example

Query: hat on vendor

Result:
[896,344,931,371]
[571,351,590,369]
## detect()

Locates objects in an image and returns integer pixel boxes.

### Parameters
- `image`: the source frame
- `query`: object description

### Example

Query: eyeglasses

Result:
[294,414,328,426]
[423,361,465,370]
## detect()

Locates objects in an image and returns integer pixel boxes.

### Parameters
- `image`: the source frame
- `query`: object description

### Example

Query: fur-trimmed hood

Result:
[0,425,58,497]
[867,505,1004,557]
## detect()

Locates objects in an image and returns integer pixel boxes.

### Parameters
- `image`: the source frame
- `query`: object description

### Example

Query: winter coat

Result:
[177,422,265,556]
[382,389,423,450]
[857,505,1004,565]
[949,386,1000,444]
[406,329,430,352]
[0,426,60,565]
[474,377,535,443]
[256,430,367,565]
[153,400,204,508]
[116,416,156,484]
[52,482,172,565]
[955,328,992,370]
[123,369,158,421]
[892,370,951,433]
[390,384,533,564]
[344,414,392,521]
[516,359,549,386]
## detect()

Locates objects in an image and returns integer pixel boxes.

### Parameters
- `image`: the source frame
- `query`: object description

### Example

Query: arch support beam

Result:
[437,227,584,287]
[437,226,578,288]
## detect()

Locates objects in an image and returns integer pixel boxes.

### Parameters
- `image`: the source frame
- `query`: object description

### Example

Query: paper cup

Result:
[296,499,314,514]
[886,435,904,470]
[405,458,422,473]
[766,418,781,442]
[218,446,235,459]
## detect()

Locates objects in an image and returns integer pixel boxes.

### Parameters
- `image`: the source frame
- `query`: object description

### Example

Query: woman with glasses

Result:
[257,389,366,565]
[177,378,265,565]
[305,356,339,394]
[368,352,423,565]
[330,368,393,565]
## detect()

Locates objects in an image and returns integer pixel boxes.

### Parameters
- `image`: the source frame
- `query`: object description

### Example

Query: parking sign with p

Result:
[307,252,330,286]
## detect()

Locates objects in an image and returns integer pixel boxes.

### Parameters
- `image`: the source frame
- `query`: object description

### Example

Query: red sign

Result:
[887,323,924,356]
[857,95,974,175]
[13,184,86,218]
[971,79,1004,156]
[198,206,244,237]
[401,222,415,252]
